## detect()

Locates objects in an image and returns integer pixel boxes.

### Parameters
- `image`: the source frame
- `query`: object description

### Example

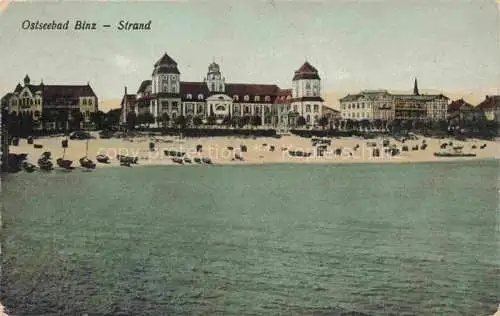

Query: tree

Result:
[250,115,262,128]
[192,115,203,128]
[373,119,383,131]
[56,110,69,131]
[174,115,187,128]
[70,109,83,130]
[237,116,250,128]
[160,112,170,128]
[360,119,370,131]
[105,108,121,129]
[90,111,106,130]
[222,115,232,127]
[206,115,217,126]
[318,116,329,130]
[296,116,306,127]
[143,111,155,128]
[126,111,137,130]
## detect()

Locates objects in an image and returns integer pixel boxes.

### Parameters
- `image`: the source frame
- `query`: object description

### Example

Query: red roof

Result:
[293,61,321,81]
[477,95,500,110]
[226,83,280,103]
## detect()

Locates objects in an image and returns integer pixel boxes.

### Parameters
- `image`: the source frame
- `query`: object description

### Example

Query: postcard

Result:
[0,1,499,315]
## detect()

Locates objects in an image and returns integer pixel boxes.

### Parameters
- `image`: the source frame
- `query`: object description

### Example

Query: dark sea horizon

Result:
[1,160,499,315]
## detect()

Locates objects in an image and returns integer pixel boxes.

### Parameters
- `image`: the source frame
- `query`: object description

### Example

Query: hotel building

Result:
[339,79,449,122]
[1,75,99,126]
[120,52,325,128]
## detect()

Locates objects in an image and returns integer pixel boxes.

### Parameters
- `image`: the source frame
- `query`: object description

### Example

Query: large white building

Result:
[339,79,448,122]
[120,52,324,128]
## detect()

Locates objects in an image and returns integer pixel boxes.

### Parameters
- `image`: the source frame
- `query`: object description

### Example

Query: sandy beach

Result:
[8,133,500,168]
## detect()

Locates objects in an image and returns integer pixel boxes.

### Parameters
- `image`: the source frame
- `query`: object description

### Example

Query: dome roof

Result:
[292,61,321,81]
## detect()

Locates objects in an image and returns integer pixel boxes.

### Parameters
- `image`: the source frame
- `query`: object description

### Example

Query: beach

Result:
[8,133,500,168]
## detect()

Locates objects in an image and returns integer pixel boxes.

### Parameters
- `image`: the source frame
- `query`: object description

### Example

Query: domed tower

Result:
[204,61,225,93]
[152,52,180,94]
[292,61,321,98]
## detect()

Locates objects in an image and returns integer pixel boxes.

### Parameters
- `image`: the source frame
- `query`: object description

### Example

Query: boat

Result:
[37,157,53,171]
[80,139,96,170]
[183,157,192,164]
[194,157,202,164]
[172,157,184,164]
[117,155,138,164]
[434,147,476,158]
[22,161,36,173]
[57,158,74,170]
[201,157,212,164]
[57,144,74,170]
[96,154,110,164]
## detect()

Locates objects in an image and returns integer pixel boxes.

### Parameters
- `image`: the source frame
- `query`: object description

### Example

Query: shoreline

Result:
[7,134,499,170]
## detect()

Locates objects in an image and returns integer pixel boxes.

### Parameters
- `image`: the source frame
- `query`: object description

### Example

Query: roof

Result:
[340,90,391,102]
[274,89,292,104]
[226,83,280,103]
[293,61,321,81]
[393,94,448,101]
[180,81,210,101]
[447,99,474,112]
[137,80,152,94]
[477,95,500,110]
[154,52,177,67]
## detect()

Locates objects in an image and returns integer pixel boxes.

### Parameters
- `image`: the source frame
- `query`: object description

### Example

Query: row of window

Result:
[342,112,371,118]
[341,103,373,110]
[81,98,94,106]
[185,94,273,102]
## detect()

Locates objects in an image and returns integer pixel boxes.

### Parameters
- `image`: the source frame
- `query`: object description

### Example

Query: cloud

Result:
[334,70,350,80]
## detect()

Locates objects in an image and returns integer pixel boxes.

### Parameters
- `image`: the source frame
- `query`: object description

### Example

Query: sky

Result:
[0,0,499,111]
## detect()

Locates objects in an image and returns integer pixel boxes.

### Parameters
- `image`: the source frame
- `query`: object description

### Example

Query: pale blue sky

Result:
[0,0,499,109]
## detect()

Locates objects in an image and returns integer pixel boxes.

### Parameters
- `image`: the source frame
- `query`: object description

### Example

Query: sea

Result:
[1,160,499,316]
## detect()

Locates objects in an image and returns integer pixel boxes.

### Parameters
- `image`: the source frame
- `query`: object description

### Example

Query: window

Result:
[187,94,192,100]
[83,99,87,105]
[362,103,365,109]
[313,104,319,112]
[233,95,239,101]
[244,95,249,101]
[172,84,177,92]
[172,101,178,112]
[265,96,270,102]
[88,98,93,105]
[216,105,225,111]
[348,104,351,109]
[293,105,298,112]
[255,96,260,102]
[244,106,250,114]
[357,103,360,109]
[306,115,311,123]
[163,84,168,92]
[197,104,204,113]
[306,104,311,112]
[306,82,311,89]
[211,83,215,91]
[198,94,204,100]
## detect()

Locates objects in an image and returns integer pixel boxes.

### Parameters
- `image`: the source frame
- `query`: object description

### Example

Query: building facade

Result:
[120,52,324,128]
[477,95,500,122]
[339,79,449,123]
[1,75,98,127]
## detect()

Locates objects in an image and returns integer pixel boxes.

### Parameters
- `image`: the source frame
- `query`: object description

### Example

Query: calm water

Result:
[1,161,499,316]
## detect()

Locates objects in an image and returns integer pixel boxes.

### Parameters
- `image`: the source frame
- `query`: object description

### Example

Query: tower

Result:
[204,60,225,93]
[152,52,180,94]
[413,78,419,96]
[292,61,321,98]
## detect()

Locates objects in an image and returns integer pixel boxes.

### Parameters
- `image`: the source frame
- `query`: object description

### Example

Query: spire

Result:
[23,74,30,85]
[413,78,419,96]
